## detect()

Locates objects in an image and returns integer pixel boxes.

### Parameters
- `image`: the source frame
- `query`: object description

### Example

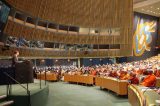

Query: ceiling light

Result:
[141,8,144,11]
[157,8,160,10]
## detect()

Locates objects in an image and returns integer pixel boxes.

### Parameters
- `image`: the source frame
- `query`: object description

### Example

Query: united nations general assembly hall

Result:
[0,0,160,106]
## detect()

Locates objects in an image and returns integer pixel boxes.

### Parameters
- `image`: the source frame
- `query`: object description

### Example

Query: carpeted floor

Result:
[0,80,46,96]
[0,80,48,106]
[45,82,131,106]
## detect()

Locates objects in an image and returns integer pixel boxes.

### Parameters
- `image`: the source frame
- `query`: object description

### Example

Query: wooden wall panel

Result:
[6,0,132,27]
[0,46,127,57]
[4,0,133,57]
[4,20,126,45]
[4,20,133,57]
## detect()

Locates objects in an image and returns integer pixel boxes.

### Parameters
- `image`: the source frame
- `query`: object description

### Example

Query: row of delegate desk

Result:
[36,72,58,81]
[64,74,128,95]
[95,77,128,95]
[64,74,160,106]
[64,74,94,85]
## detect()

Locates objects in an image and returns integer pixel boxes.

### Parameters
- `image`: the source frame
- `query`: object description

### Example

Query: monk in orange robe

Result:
[119,71,128,80]
[109,70,118,78]
[121,73,130,80]
[136,69,143,75]
[129,73,139,84]
[91,69,97,76]
[141,71,156,87]
[154,69,160,77]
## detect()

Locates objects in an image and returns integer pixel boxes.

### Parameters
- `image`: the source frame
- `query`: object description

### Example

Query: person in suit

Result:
[12,50,19,67]
[9,50,20,83]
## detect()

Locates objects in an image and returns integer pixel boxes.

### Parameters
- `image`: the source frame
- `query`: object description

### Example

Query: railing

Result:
[3,72,31,106]
[39,69,47,89]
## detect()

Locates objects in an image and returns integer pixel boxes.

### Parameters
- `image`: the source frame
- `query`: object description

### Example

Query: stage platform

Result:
[0,79,49,106]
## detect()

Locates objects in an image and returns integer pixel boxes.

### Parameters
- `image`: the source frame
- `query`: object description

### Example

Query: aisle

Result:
[45,82,130,106]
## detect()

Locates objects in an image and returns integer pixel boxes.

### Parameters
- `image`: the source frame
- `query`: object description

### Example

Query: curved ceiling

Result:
[134,0,160,17]
[133,0,147,4]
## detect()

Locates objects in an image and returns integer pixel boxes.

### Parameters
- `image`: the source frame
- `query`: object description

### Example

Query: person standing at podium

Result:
[12,50,20,67]
[11,50,20,80]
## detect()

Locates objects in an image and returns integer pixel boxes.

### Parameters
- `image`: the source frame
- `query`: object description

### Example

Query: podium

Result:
[15,60,34,83]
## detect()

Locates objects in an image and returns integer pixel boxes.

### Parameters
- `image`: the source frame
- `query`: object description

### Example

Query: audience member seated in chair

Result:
[109,70,118,78]
[141,70,156,87]
[129,72,139,84]
[154,68,160,77]
[90,68,97,76]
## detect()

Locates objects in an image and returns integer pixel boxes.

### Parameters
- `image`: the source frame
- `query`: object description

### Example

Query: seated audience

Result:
[34,56,160,87]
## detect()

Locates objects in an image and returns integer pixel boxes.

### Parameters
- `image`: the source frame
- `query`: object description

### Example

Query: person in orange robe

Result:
[119,71,128,80]
[154,69,160,77]
[136,69,144,75]
[121,73,130,80]
[129,73,139,84]
[91,69,97,76]
[109,70,118,78]
[141,71,156,87]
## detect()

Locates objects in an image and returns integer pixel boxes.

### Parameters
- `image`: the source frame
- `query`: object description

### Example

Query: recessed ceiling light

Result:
[157,8,160,10]
[141,8,144,11]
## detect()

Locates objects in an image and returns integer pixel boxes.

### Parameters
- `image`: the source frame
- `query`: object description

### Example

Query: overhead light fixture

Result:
[141,8,144,11]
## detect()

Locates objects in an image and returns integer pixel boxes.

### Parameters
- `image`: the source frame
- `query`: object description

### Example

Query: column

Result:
[78,58,80,68]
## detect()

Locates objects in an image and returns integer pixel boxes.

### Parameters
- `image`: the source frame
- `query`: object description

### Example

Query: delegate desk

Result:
[156,77,160,87]
[37,72,58,81]
[64,74,94,85]
[95,77,128,95]
[128,84,160,106]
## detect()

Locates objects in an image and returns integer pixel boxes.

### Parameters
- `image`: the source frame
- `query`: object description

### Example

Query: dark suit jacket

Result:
[12,55,18,67]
